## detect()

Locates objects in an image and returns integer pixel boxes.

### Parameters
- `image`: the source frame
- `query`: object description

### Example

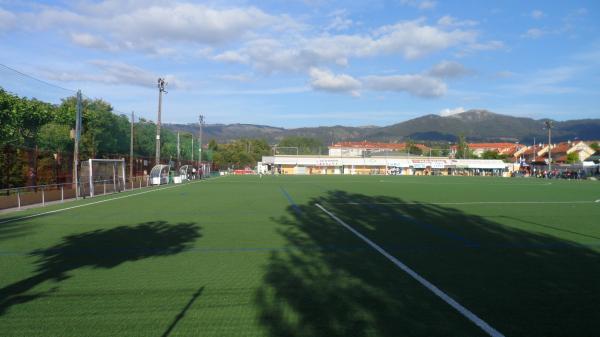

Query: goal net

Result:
[80,159,126,197]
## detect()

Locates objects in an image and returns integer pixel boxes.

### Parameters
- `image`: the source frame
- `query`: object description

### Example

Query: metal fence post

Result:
[42,187,45,206]
[17,189,21,209]
[103,182,106,195]
[61,185,64,202]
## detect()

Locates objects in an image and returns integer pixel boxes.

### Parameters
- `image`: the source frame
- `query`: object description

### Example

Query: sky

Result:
[0,0,599,127]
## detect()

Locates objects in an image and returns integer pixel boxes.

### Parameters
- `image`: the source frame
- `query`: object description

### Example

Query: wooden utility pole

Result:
[130,111,134,179]
[177,132,180,169]
[73,90,83,198]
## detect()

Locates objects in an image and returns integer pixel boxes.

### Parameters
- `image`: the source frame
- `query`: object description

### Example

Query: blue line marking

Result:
[280,186,302,216]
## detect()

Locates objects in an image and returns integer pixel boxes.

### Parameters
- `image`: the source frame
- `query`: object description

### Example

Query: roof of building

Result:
[329,141,430,151]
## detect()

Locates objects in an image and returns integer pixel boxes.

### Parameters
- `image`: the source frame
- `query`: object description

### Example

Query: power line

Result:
[0,63,76,94]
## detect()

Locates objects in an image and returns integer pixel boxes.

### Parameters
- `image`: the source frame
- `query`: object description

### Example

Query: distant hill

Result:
[164,110,600,144]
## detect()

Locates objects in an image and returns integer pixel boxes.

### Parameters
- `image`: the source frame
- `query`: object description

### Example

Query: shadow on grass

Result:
[161,286,205,337]
[257,190,600,337]
[0,221,201,316]
[0,219,32,242]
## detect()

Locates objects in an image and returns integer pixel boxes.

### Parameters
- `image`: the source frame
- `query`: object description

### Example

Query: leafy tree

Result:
[591,142,599,152]
[481,150,500,159]
[430,149,442,157]
[212,139,271,169]
[455,134,473,159]
[566,152,579,164]
[278,136,323,155]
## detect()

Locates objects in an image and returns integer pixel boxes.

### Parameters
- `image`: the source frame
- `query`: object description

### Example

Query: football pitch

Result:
[1,175,599,337]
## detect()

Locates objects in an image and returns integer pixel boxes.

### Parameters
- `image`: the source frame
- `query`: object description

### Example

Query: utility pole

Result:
[198,115,204,177]
[176,132,180,169]
[130,111,134,180]
[532,137,536,163]
[73,90,83,198]
[545,121,553,171]
[155,78,167,165]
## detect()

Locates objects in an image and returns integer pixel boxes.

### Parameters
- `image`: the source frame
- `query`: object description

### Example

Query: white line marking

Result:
[0,180,208,225]
[315,203,504,337]
[336,201,595,206]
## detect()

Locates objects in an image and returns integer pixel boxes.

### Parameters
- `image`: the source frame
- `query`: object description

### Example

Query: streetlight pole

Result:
[545,121,553,171]
[198,115,204,177]
[155,78,167,166]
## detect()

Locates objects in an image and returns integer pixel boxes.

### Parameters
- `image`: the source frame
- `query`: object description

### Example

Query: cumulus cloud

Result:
[309,68,361,96]
[217,19,479,73]
[439,107,466,116]
[306,67,449,99]
[427,60,473,78]
[363,74,446,98]
[8,2,293,53]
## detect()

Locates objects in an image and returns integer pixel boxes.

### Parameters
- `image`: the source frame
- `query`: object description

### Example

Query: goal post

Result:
[80,159,126,197]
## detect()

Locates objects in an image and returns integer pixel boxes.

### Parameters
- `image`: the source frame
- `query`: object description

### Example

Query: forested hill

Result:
[165,110,600,144]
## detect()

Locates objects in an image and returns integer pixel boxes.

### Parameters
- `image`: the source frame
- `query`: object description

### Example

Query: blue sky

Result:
[0,0,598,127]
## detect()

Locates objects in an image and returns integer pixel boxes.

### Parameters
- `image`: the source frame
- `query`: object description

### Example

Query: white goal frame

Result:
[80,158,126,197]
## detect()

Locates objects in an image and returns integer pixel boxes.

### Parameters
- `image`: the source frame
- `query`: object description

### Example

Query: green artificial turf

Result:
[1,175,599,336]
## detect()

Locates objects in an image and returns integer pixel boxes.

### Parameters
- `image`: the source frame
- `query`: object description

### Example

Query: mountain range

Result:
[164,110,600,144]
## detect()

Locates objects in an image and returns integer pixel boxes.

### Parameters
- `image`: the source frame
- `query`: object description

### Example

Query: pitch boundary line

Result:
[0,179,210,225]
[315,203,504,337]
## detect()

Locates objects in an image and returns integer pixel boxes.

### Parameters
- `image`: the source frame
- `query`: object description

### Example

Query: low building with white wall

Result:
[260,155,508,176]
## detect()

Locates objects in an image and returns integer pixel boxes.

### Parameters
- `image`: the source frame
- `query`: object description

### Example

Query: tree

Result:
[591,142,599,152]
[566,152,579,164]
[481,150,500,159]
[278,136,323,155]
[455,134,472,159]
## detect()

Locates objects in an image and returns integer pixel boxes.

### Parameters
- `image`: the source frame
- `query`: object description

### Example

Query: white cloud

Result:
[437,15,478,27]
[427,60,472,78]
[309,68,361,96]
[326,10,353,31]
[400,0,437,10]
[522,28,546,39]
[439,107,466,116]
[70,33,116,51]
[109,4,277,45]
[0,8,16,31]
[11,3,296,53]
[363,74,446,98]
[213,51,249,63]
[41,60,185,89]
[531,10,545,20]
[218,19,479,73]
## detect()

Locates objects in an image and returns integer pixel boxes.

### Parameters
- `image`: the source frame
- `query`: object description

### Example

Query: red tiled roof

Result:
[467,142,518,149]
[330,141,430,151]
